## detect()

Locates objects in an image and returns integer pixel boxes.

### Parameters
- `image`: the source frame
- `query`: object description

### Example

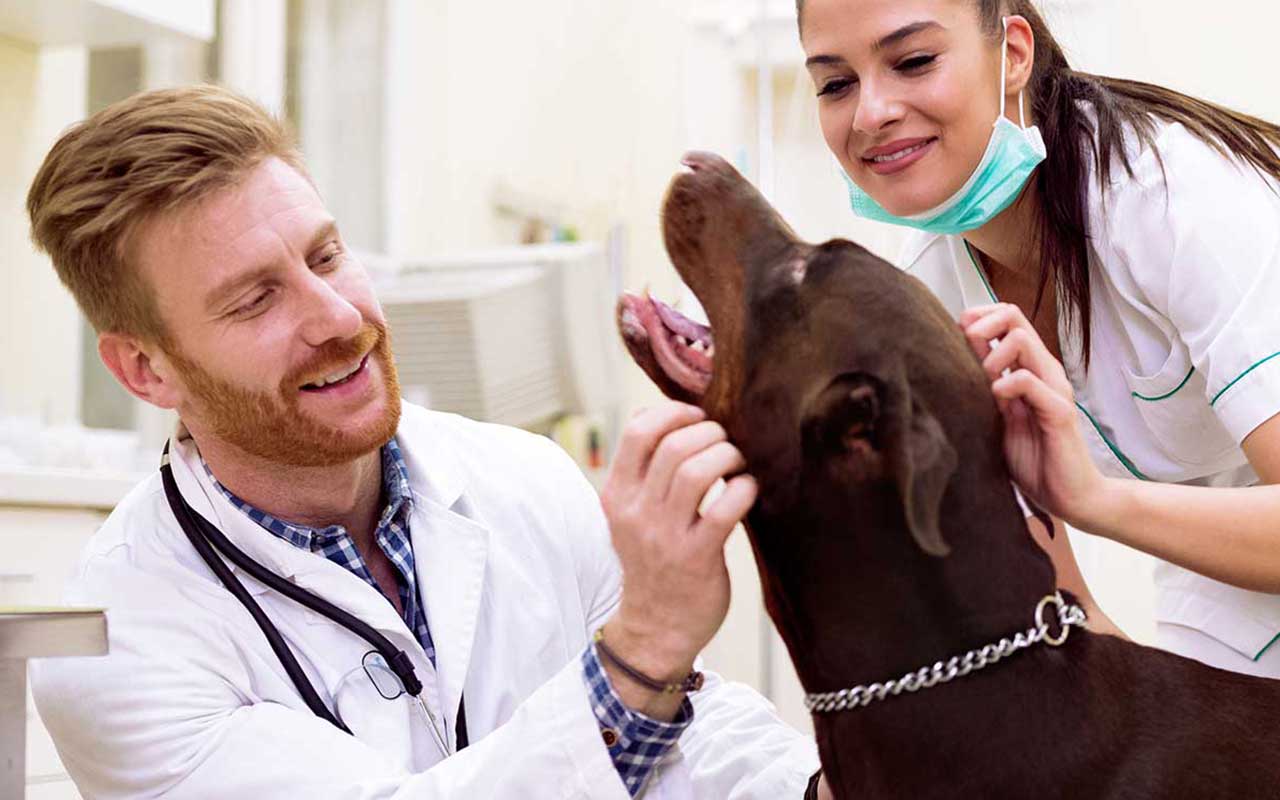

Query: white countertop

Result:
[0,467,146,511]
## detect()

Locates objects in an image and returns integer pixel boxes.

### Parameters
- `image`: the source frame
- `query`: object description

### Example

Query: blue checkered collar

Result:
[199,438,415,551]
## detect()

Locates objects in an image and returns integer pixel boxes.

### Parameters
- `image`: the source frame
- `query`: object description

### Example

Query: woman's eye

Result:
[898,54,937,72]
[817,78,856,98]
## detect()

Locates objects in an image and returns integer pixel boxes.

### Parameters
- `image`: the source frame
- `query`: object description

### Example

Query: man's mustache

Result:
[284,322,383,391]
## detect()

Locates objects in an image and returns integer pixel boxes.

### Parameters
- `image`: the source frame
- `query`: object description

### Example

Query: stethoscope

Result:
[160,442,468,757]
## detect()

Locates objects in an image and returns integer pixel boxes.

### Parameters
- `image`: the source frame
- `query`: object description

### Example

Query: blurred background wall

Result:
[3,1,1280,795]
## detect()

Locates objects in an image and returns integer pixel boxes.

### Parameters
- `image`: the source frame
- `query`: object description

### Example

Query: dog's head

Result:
[619,153,1001,560]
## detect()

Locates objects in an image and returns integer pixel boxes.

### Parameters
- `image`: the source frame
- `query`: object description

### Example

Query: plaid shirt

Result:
[204,438,688,793]
[204,438,435,666]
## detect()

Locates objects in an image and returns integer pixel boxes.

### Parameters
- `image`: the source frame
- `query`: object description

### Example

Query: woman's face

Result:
[802,0,1005,216]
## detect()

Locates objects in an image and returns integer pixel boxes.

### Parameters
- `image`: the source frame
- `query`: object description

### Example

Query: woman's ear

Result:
[1003,15,1037,104]
[98,333,183,410]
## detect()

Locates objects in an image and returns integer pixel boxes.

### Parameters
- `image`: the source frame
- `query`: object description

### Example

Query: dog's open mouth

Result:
[617,292,714,400]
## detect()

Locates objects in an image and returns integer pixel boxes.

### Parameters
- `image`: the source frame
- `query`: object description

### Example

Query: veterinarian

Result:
[800,0,1280,677]
[26,85,827,799]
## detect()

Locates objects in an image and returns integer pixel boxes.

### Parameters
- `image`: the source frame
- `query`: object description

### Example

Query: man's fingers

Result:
[610,402,706,482]
[695,474,759,546]
[644,420,730,502]
[665,441,748,522]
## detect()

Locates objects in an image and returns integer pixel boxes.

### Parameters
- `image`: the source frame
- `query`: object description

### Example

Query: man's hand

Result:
[817,773,834,800]
[598,402,758,719]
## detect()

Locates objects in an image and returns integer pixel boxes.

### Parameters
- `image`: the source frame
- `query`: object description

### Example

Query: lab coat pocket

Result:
[1123,348,1237,467]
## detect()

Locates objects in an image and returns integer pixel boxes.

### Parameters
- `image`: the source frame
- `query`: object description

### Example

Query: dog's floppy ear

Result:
[881,381,958,558]
[801,370,956,556]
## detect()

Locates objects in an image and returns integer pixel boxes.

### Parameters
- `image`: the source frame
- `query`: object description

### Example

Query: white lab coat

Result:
[31,403,818,798]
[896,109,1280,675]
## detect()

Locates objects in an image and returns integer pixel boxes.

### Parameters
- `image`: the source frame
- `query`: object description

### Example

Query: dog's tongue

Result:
[652,296,712,346]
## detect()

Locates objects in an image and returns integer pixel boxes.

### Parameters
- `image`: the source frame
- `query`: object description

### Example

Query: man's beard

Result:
[168,322,402,468]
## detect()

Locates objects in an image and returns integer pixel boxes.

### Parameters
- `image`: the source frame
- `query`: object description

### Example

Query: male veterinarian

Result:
[26,85,828,799]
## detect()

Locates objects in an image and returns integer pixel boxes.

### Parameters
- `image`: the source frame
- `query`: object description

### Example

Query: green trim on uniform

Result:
[964,242,1148,481]
[964,242,999,304]
[1255,631,1280,662]
[1211,351,1280,407]
[1132,367,1196,402]
[1074,402,1149,481]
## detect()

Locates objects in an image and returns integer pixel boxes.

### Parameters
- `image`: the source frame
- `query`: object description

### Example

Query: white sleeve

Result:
[1107,132,1280,443]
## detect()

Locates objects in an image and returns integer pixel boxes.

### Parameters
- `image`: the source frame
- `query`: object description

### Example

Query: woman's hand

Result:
[959,303,1107,528]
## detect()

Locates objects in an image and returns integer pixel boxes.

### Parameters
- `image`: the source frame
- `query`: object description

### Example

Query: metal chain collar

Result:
[803,592,1087,714]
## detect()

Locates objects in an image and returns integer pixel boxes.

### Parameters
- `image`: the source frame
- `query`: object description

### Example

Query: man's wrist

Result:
[598,618,698,721]
[602,615,698,682]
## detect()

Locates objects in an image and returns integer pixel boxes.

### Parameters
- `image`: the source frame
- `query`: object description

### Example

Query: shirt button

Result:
[600,728,620,748]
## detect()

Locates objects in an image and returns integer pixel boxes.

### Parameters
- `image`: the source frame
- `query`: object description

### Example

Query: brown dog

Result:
[617,152,1280,799]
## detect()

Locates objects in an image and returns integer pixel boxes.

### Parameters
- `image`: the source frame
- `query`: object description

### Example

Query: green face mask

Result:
[843,17,1047,235]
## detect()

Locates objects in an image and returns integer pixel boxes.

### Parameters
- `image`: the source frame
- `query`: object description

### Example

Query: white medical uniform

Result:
[31,402,817,798]
[896,113,1280,676]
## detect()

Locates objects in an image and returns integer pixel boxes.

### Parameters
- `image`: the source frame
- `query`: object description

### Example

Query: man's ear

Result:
[881,382,958,558]
[97,332,182,410]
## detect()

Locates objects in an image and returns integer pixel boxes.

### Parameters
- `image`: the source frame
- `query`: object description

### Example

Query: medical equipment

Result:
[159,443,468,757]
[373,241,622,433]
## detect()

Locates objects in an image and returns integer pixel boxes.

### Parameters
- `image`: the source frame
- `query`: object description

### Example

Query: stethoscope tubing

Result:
[159,442,467,753]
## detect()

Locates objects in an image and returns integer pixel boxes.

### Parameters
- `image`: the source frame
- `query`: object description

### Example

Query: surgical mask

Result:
[843,17,1046,235]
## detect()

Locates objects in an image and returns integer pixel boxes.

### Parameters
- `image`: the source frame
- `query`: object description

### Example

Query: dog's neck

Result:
[751,450,1057,700]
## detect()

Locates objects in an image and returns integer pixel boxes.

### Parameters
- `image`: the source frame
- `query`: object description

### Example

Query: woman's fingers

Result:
[993,368,1076,426]
[961,303,1036,359]
[983,328,1059,383]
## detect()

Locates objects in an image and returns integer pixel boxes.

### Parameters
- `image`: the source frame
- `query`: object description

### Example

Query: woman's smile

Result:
[862,136,939,175]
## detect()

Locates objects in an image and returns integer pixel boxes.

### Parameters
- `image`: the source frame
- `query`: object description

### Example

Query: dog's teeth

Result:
[706,344,716,358]
[678,336,690,347]
[691,340,706,353]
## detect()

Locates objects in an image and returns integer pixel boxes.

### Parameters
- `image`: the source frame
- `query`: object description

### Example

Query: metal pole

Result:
[755,0,776,702]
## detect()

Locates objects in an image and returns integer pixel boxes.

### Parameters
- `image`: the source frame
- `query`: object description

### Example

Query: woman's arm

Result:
[1080,416,1280,594]
[960,303,1280,595]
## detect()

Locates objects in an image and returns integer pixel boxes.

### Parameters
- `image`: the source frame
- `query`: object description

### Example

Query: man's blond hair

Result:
[27,84,305,342]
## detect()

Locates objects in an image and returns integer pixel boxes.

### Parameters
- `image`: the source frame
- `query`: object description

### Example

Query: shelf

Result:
[0,0,213,48]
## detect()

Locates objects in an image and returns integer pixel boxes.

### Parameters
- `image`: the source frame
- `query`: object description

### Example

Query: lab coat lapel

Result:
[409,494,489,747]
[393,404,490,747]
[168,423,413,642]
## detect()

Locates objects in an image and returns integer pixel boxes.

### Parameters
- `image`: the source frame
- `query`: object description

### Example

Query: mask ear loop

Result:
[999,16,1028,130]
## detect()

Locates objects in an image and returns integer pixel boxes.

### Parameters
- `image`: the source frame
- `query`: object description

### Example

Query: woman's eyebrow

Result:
[804,20,944,68]
[873,21,943,52]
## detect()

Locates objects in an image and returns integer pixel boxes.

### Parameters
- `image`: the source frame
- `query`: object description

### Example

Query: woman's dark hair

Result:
[799,0,1280,363]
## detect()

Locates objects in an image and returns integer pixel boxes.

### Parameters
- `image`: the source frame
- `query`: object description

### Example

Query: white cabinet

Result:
[1,505,107,800]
